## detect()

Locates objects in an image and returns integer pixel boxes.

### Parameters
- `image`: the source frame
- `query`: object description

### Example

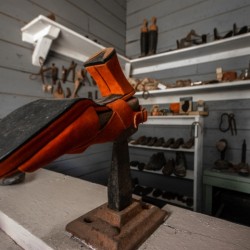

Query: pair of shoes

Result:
[145,152,166,170]
[147,137,158,146]
[162,158,175,176]
[133,136,165,147]
[214,23,249,41]
[130,160,145,171]
[182,137,195,149]
[174,152,187,177]
[162,191,175,200]
[153,137,165,147]
[133,185,153,196]
[162,138,174,147]
[177,29,207,49]
[152,188,163,197]
[170,138,184,149]
[129,136,146,145]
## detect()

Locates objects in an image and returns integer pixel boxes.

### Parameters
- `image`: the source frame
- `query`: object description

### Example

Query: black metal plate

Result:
[0,98,82,162]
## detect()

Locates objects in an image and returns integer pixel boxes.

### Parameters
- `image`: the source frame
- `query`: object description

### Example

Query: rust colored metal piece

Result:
[66,199,168,250]
[66,129,168,249]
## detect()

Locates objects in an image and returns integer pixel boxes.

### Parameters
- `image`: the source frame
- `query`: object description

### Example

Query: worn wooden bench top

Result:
[0,169,249,250]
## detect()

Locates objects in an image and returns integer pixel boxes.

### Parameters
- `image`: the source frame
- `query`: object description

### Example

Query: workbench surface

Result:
[0,169,249,250]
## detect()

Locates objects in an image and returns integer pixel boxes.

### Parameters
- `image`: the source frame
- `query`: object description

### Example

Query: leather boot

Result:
[140,19,149,57]
[148,17,158,55]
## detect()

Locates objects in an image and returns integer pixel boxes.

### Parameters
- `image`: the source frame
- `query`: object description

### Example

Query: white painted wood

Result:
[31,28,60,65]
[129,115,204,211]
[21,15,250,104]
[126,0,250,58]
[129,143,195,153]
[21,15,129,68]
[134,80,250,104]
[0,229,22,250]
[2,169,249,250]
[0,169,107,250]
[21,15,104,65]
[130,166,194,180]
[130,33,250,76]
[0,211,53,250]
[143,115,203,126]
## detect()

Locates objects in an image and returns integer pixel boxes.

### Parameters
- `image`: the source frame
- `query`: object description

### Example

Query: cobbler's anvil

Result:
[0,47,167,250]
[65,127,168,250]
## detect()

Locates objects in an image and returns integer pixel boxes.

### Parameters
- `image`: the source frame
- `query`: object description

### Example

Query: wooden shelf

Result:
[133,184,193,209]
[142,115,201,126]
[21,15,129,70]
[21,16,250,102]
[135,80,250,104]
[130,166,194,180]
[130,33,250,77]
[129,143,195,153]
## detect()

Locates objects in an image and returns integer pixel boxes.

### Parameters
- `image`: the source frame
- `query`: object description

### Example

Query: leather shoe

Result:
[182,137,194,149]
[162,158,175,176]
[145,152,166,170]
[153,137,165,147]
[170,138,184,149]
[163,138,174,147]
[174,152,187,177]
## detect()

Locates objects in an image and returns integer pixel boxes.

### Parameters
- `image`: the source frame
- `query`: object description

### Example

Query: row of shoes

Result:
[176,23,249,50]
[133,185,193,207]
[130,151,187,178]
[130,136,194,149]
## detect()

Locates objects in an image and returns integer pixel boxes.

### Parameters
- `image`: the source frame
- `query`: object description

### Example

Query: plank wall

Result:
[126,0,250,201]
[0,0,126,185]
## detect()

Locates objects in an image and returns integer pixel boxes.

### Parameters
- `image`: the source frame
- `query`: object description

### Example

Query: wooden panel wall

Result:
[0,0,126,184]
[126,0,250,198]
[126,0,250,58]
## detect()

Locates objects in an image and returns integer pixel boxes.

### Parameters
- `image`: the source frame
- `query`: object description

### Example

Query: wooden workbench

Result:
[203,169,250,215]
[0,169,249,250]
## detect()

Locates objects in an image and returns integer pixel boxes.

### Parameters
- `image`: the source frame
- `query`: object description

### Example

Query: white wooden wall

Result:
[0,0,126,184]
[126,0,250,58]
[126,0,250,198]
[1,0,250,187]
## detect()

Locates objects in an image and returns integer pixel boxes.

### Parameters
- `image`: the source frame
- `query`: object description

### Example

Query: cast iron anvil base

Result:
[66,130,168,250]
[66,199,167,250]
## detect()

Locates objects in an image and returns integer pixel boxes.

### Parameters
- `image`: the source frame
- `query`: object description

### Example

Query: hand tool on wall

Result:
[219,112,237,135]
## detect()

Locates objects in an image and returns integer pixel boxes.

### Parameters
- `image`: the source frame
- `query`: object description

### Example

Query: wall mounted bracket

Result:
[21,15,130,75]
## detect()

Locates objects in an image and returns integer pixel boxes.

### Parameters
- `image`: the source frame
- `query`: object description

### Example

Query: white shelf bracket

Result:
[21,15,129,69]
[22,25,60,66]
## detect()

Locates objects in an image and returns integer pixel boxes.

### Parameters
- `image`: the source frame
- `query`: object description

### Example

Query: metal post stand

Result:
[66,128,168,250]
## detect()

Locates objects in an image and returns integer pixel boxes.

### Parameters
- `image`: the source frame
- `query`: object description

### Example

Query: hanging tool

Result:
[219,112,237,135]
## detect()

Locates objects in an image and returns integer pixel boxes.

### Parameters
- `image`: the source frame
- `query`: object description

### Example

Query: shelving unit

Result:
[21,15,250,102]
[126,34,250,213]
[129,32,250,77]
[130,166,194,180]
[129,143,194,153]
[21,15,250,213]
[135,80,250,104]
[129,115,204,211]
